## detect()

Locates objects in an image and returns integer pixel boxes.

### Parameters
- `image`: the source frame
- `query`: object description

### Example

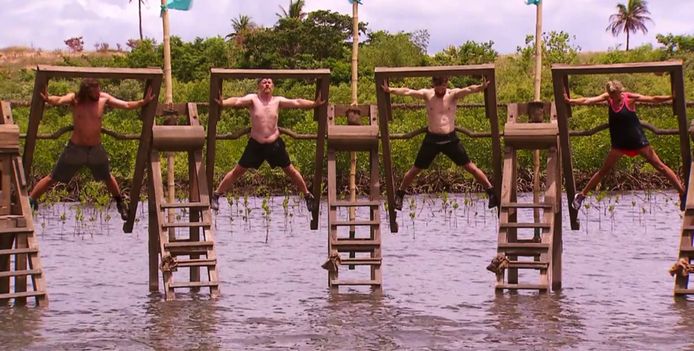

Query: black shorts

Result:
[414,131,471,169]
[238,137,291,169]
[51,141,111,183]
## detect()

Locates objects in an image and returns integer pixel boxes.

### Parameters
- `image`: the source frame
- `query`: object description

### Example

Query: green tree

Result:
[656,33,694,54]
[359,30,428,73]
[276,0,306,20]
[432,40,498,66]
[226,14,257,46]
[606,0,652,51]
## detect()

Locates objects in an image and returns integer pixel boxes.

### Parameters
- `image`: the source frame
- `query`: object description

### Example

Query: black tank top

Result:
[607,93,649,150]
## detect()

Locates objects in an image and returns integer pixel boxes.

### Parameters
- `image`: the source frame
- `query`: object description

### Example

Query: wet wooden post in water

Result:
[374,64,502,233]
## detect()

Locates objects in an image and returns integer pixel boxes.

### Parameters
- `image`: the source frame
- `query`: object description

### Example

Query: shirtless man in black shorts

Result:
[29,78,155,219]
[565,80,684,210]
[211,78,324,211]
[382,76,499,210]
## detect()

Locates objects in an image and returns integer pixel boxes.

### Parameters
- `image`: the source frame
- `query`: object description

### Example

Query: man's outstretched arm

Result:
[278,93,325,109]
[381,82,427,99]
[216,93,254,108]
[40,88,76,106]
[450,78,490,99]
[105,87,155,110]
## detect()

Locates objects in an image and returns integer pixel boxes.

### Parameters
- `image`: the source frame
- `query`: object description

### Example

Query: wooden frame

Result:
[206,68,330,230]
[25,65,163,233]
[551,61,689,230]
[374,64,502,232]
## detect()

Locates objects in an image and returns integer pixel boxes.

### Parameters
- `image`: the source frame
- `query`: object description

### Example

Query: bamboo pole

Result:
[348,1,359,239]
[532,1,543,237]
[161,0,176,240]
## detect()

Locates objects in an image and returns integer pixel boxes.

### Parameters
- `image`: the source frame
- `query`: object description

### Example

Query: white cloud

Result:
[0,0,692,53]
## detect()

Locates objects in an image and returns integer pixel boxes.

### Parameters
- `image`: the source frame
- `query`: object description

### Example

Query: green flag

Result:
[526,0,541,5]
[167,0,193,11]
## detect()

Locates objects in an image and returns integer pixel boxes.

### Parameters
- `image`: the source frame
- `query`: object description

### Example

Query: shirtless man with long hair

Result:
[30,78,155,220]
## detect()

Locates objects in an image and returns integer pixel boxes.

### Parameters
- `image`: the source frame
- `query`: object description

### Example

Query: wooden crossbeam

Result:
[374,64,495,77]
[209,68,330,80]
[552,60,683,75]
[36,65,162,79]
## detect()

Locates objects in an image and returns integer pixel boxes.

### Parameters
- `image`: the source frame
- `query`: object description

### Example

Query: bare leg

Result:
[463,162,493,189]
[580,149,623,195]
[29,175,57,200]
[282,165,309,195]
[103,174,122,198]
[399,166,422,191]
[639,145,685,194]
[215,164,247,194]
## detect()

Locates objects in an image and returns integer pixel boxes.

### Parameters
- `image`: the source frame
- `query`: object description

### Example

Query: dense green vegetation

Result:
[0,9,693,201]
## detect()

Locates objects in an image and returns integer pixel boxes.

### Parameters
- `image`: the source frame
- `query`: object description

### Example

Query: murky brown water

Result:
[1,192,693,350]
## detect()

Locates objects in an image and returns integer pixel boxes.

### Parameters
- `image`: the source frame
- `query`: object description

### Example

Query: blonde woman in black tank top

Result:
[564,80,684,211]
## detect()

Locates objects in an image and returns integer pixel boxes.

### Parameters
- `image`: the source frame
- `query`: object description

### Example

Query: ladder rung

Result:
[169,281,219,289]
[500,222,551,229]
[498,243,549,255]
[331,239,380,251]
[674,288,694,295]
[331,220,379,227]
[160,202,208,209]
[682,226,694,232]
[679,247,694,256]
[330,279,381,286]
[0,290,47,299]
[507,261,549,269]
[0,269,42,278]
[162,221,211,228]
[338,257,382,266]
[495,283,548,290]
[0,248,38,256]
[165,241,214,249]
[331,200,380,208]
[501,202,553,209]
[175,258,217,267]
[0,227,33,235]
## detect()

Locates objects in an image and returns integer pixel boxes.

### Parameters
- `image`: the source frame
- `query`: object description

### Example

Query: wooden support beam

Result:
[552,71,579,230]
[210,68,330,80]
[36,65,162,79]
[374,72,398,233]
[552,60,683,75]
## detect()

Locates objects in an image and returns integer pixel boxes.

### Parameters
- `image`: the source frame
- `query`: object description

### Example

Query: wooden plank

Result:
[23,71,48,175]
[210,68,330,79]
[123,76,163,233]
[162,221,211,228]
[164,241,214,249]
[671,67,691,184]
[37,65,162,79]
[500,222,551,229]
[330,279,381,286]
[311,76,330,230]
[484,71,503,202]
[674,288,694,295]
[159,202,207,209]
[551,61,682,75]
[374,64,494,78]
[338,258,382,265]
[0,290,46,299]
[206,75,223,196]
[374,72,398,233]
[507,261,549,269]
[331,220,379,226]
[502,202,552,209]
[331,200,380,207]
[175,258,217,267]
[551,70,579,230]
[495,283,548,290]
[151,125,205,152]
[498,242,550,249]
[0,248,37,256]
[0,269,41,278]
[169,281,219,289]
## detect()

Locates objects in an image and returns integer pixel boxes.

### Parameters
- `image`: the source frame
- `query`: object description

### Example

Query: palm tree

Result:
[276,0,306,20]
[226,15,257,46]
[129,0,145,40]
[606,0,652,51]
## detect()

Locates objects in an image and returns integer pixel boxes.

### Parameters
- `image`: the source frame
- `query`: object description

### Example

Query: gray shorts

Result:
[51,141,111,183]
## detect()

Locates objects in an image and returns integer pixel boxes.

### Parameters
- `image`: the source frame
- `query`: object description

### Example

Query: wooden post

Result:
[531,1,544,237]
[160,0,177,242]
[349,1,360,243]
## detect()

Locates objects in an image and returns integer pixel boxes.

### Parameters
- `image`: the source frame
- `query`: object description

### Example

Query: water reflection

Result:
[0,307,45,349]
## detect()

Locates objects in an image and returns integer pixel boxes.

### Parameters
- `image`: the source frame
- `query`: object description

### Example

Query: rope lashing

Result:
[321,251,341,272]
[161,254,178,273]
[486,254,510,275]
[669,258,694,277]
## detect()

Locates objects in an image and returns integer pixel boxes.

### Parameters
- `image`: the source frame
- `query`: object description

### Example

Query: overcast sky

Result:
[1,0,692,54]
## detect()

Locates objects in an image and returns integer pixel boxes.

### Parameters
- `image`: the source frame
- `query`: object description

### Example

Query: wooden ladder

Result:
[673,160,694,295]
[0,101,47,306]
[148,103,219,301]
[325,105,382,289]
[493,103,563,292]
